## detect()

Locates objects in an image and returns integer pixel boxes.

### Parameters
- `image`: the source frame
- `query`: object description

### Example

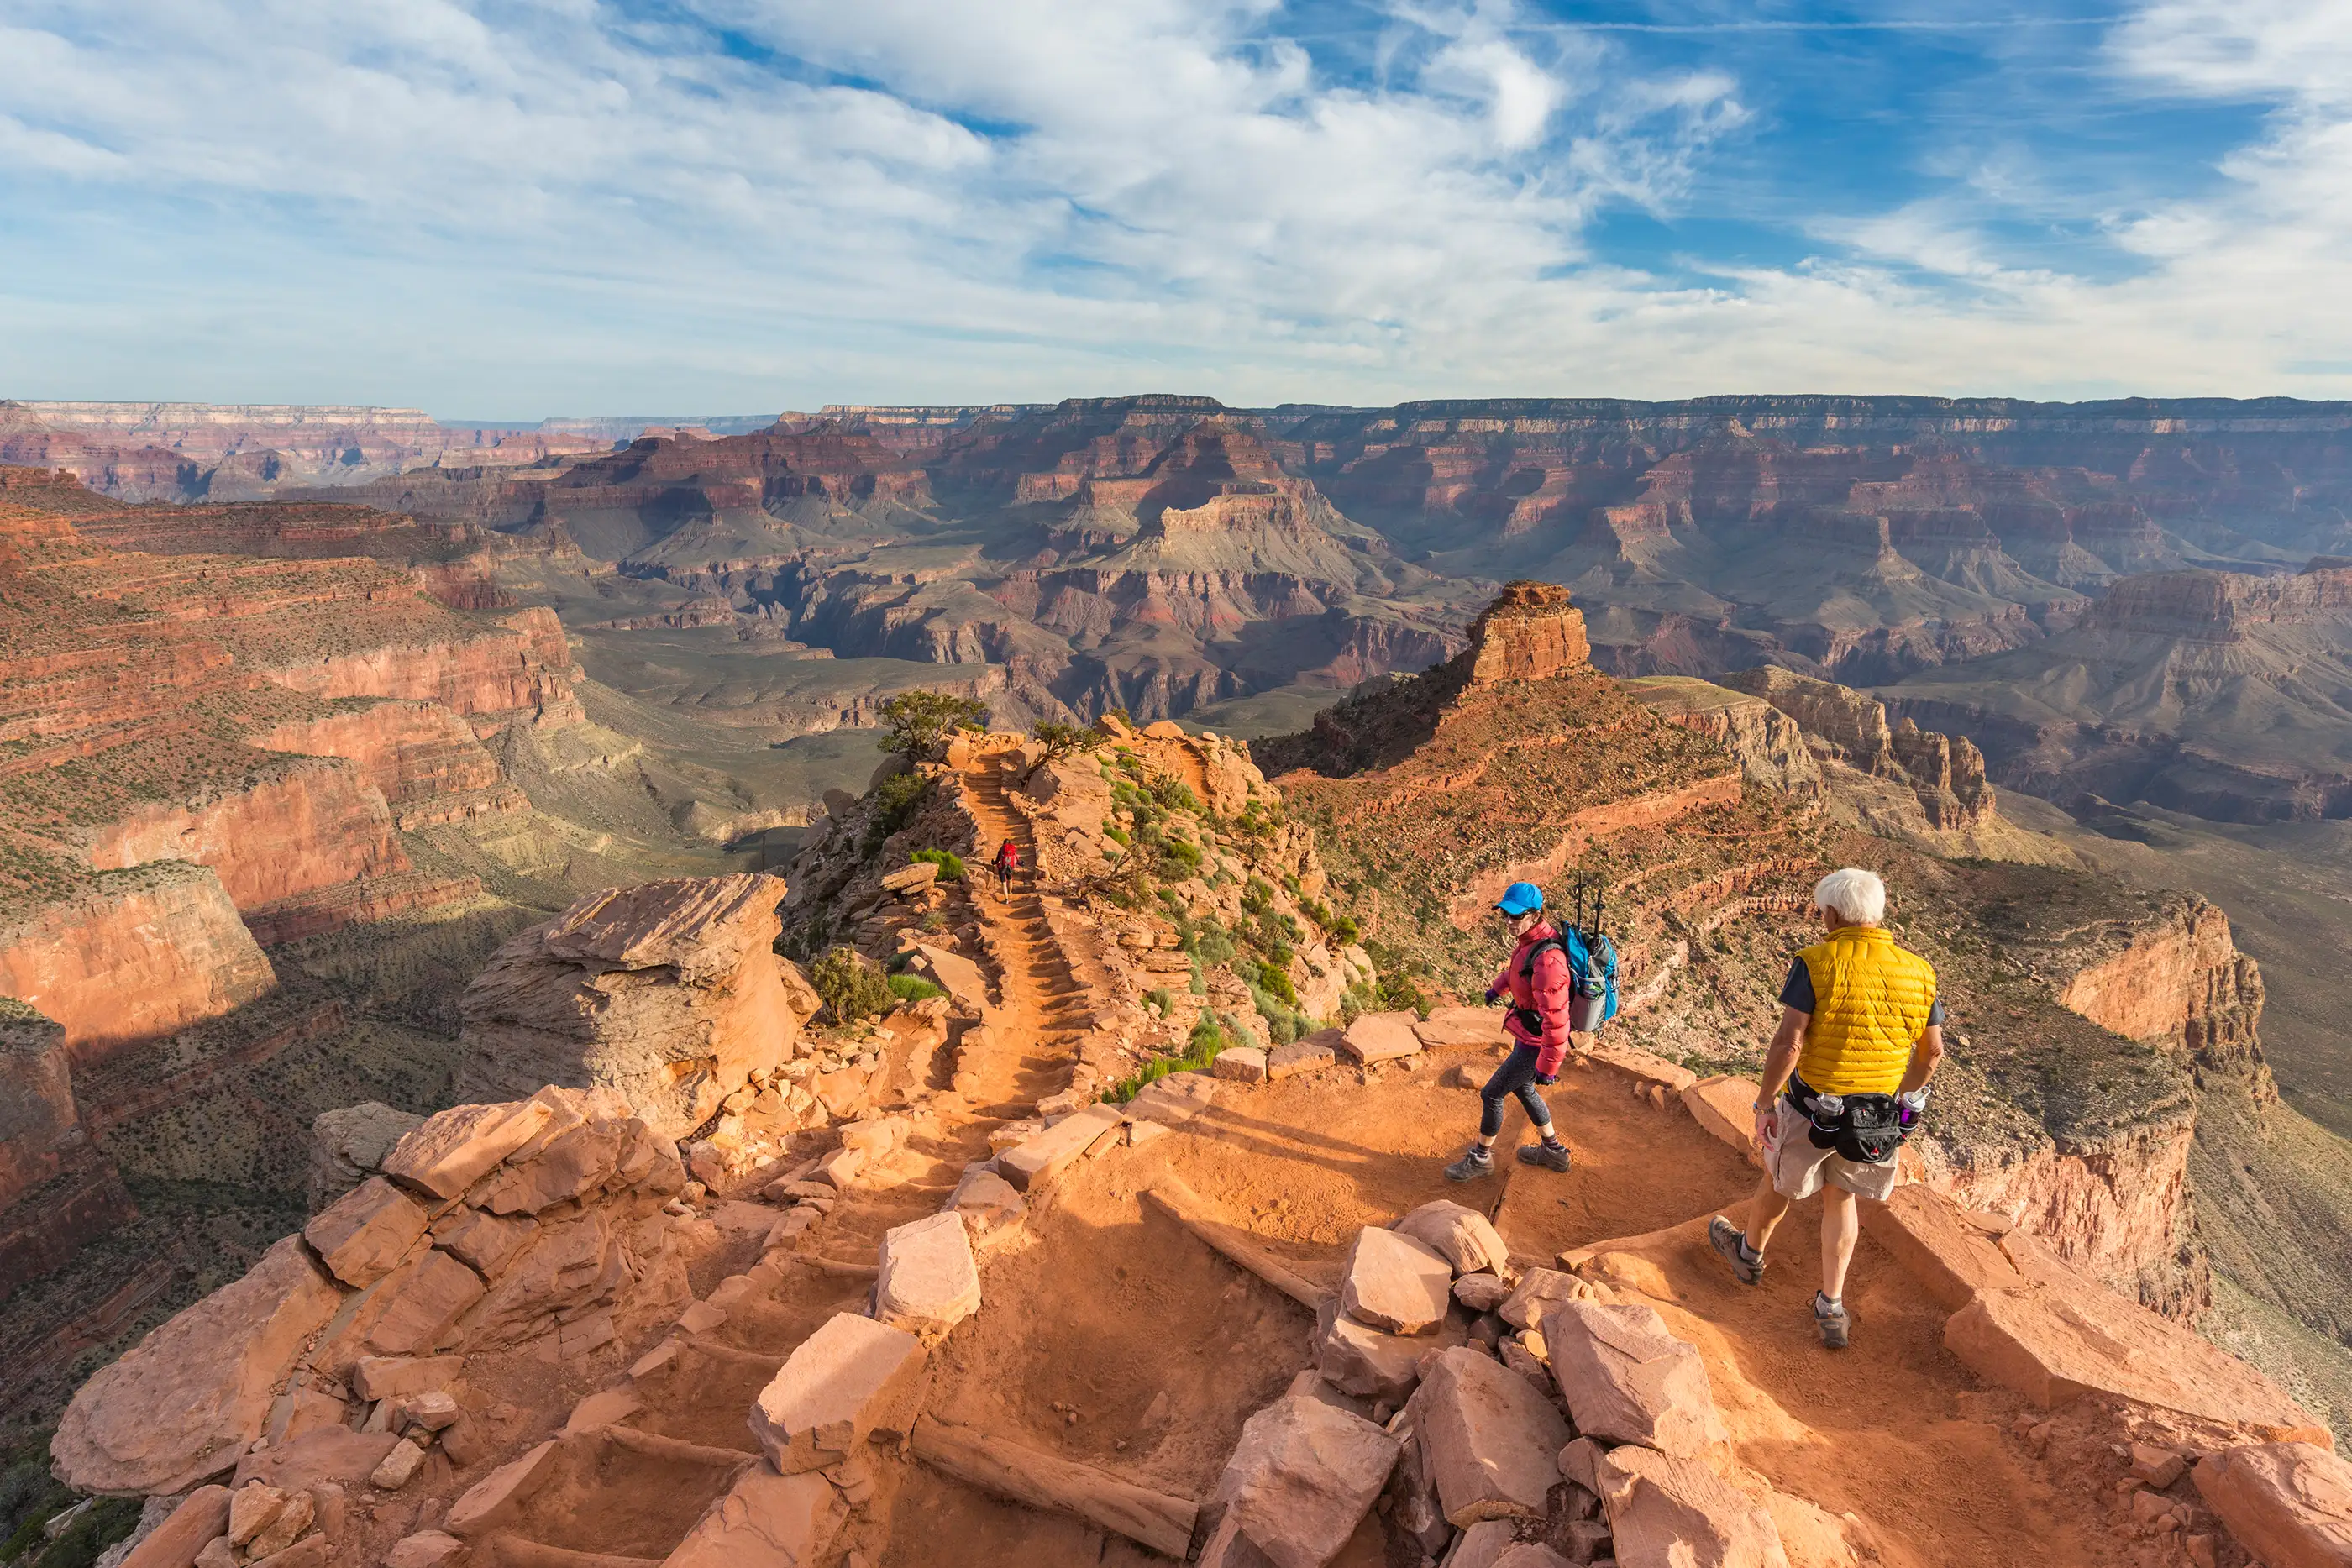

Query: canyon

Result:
[17,589,2352,1568]
[6,394,2352,1565]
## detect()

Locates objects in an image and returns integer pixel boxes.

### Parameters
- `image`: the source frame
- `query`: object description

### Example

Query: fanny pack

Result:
[1788,1074,1904,1166]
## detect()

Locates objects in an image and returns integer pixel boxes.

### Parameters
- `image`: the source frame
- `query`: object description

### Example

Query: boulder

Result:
[453,874,799,1139]
[471,1118,630,1215]
[1341,1227,1454,1335]
[1406,1347,1571,1525]
[664,1466,847,1568]
[53,1236,344,1494]
[1393,1201,1510,1278]
[948,1167,1028,1246]
[381,1100,556,1201]
[1945,1280,2329,1442]
[350,1355,463,1403]
[428,1209,537,1282]
[232,1429,402,1493]
[1129,1071,1218,1125]
[1316,1298,1462,1405]
[875,1212,983,1340]
[384,1534,466,1568]
[1679,1077,1766,1166]
[1000,1103,1125,1192]
[364,1250,488,1356]
[1215,1047,1270,1083]
[1454,1273,1512,1312]
[445,1440,559,1538]
[1593,1443,1790,1568]
[1539,1299,1728,1457]
[117,1487,231,1568]
[308,1103,426,1211]
[774,957,823,1025]
[1268,1036,1338,1081]
[1414,1008,1505,1048]
[911,943,991,1012]
[1208,1395,1401,1568]
[302,1177,431,1290]
[751,1312,929,1474]
[1338,1012,1421,1065]
[2192,1442,2352,1568]
[881,861,940,894]
[1499,1267,1593,1330]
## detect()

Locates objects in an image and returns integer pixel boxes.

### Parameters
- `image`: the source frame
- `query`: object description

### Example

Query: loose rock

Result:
[874,1211,983,1340]
[1540,1299,1729,1457]
[1208,1393,1401,1568]
[1406,1346,1571,1525]
[1341,1226,1454,1335]
[751,1312,929,1474]
[1394,1200,1511,1278]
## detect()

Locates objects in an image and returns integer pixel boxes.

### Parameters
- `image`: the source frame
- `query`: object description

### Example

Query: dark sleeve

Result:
[1926,995,1944,1027]
[1778,957,1814,1014]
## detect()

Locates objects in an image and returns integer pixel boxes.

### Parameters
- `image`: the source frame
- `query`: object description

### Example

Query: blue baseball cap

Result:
[1494,882,1544,916]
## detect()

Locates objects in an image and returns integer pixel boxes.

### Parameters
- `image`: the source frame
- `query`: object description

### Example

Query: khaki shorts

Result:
[1763,1099,1902,1202]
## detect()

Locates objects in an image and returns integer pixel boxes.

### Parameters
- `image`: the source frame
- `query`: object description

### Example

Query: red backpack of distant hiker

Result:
[995,840,1019,871]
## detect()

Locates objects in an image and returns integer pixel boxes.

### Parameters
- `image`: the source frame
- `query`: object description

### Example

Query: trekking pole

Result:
[1591,884,1604,943]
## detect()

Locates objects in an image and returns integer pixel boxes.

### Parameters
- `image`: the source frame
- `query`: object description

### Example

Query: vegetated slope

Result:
[1263,580,2352,1441]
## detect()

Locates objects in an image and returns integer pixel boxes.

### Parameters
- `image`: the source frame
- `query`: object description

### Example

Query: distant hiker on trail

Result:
[1446,881,1575,1181]
[992,837,1019,897]
[1709,867,1945,1350]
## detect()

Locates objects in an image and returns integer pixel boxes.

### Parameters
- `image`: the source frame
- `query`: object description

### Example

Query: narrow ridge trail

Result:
[459,759,1110,1564]
[958,756,1093,1115]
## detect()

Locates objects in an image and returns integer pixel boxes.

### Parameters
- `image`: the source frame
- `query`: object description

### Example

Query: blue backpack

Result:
[1562,926,1620,1025]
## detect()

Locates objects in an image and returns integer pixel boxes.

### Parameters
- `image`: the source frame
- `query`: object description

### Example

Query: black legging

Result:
[1480,1042,1556,1139]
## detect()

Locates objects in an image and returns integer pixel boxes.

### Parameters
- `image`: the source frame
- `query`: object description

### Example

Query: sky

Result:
[3,0,2349,416]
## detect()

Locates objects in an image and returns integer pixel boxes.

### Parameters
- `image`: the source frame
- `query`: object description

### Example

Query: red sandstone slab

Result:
[1946,1282,2329,1443]
[1679,1076,1764,1167]
[2193,1441,2352,1568]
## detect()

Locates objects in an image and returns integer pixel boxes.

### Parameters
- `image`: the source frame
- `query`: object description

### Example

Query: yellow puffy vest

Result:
[1793,926,1937,1095]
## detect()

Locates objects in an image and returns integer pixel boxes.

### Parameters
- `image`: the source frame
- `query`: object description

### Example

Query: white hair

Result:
[1814,867,1887,926]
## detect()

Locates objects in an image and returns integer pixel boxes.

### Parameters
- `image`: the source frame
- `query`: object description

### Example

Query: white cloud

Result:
[0,0,2347,409]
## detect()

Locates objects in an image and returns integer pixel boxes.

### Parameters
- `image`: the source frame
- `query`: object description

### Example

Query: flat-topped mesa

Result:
[1464,580,1592,684]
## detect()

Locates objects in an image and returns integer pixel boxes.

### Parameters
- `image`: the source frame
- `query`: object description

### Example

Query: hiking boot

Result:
[1444,1145,1495,1182]
[1708,1216,1766,1285]
[1814,1292,1851,1350]
[1515,1139,1572,1172]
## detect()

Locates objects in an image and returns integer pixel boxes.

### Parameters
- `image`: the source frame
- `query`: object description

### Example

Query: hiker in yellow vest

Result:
[1709,867,1944,1348]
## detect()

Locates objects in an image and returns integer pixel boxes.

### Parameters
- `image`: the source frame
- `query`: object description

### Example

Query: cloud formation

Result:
[0,0,2346,412]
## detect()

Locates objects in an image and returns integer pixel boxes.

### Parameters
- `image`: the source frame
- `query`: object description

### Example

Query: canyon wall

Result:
[0,999,135,1302]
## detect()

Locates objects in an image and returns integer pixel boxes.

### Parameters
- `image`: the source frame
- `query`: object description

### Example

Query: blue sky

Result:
[2,0,2348,415]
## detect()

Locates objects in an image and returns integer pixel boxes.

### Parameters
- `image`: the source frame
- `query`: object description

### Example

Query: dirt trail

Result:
[958,758,1091,1114]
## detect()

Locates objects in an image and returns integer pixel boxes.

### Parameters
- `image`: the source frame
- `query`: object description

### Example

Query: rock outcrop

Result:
[454,875,800,1139]
[0,999,134,1300]
[1465,580,1592,684]
[52,1086,690,1495]
[1725,665,1995,830]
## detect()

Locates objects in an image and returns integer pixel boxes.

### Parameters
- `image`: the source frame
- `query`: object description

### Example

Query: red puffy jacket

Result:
[1493,920,1573,1074]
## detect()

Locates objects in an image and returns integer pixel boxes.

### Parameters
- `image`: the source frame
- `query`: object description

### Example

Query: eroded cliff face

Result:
[0,1000,135,1300]
[0,862,279,1062]
[1623,677,1823,797]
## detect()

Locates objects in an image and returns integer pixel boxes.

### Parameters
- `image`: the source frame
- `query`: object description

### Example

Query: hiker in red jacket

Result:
[1447,881,1575,1180]
[992,837,1019,897]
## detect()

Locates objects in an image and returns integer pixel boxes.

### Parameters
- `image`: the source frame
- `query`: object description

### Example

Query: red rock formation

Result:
[0,1000,135,1301]
[456,875,801,1138]
[1465,580,1592,684]
[0,862,278,1062]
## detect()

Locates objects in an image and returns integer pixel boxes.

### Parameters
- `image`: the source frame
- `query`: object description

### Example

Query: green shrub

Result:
[862,771,932,850]
[1104,1010,1248,1103]
[1329,914,1361,944]
[1032,719,1106,762]
[1104,825,1131,847]
[887,973,945,1005]
[908,848,964,882]
[811,947,892,1023]
[878,690,990,759]
[1159,836,1202,875]
[1144,987,1173,1015]
[1257,962,1298,1006]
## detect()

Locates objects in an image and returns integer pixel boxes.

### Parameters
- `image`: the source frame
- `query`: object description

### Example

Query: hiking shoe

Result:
[1445,1145,1495,1182]
[1814,1292,1851,1350]
[1515,1140,1572,1172]
[1709,1216,1766,1285]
